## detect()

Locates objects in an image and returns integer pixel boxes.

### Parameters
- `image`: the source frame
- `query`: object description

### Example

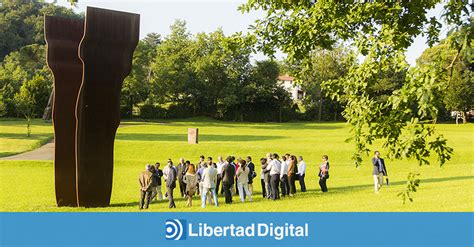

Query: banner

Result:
[1,212,472,246]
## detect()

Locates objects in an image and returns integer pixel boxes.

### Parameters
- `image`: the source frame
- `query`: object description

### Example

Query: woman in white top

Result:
[236,160,252,202]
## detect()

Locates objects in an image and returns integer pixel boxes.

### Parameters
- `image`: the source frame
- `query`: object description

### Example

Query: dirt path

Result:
[0,140,54,161]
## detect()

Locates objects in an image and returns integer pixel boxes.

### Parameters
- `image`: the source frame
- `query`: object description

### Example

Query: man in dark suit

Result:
[372,151,388,193]
[165,159,177,208]
[246,156,255,195]
[177,158,186,198]
[221,156,236,204]
[151,162,163,201]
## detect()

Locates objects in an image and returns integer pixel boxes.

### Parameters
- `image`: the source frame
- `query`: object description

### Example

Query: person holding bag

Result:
[318,155,330,193]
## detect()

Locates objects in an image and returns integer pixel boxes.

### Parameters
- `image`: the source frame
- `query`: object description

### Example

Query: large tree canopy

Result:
[0,0,80,60]
[241,1,472,201]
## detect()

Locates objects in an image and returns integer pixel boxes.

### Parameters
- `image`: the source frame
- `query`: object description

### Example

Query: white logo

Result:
[165,219,186,240]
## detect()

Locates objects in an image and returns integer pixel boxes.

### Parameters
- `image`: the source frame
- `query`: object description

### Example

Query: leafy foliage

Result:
[0,0,80,60]
[241,0,471,200]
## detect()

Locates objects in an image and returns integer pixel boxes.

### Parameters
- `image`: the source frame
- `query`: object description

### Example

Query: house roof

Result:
[278,74,294,81]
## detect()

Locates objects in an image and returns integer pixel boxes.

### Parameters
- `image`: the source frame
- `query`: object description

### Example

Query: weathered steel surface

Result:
[45,16,84,207]
[76,7,140,207]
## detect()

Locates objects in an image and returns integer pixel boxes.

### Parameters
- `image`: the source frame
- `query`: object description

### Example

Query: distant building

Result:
[277,74,305,101]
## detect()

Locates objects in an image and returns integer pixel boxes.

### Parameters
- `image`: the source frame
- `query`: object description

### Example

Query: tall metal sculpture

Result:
[76,7,140,207]
[45,16,84,207]
[45,7,140,207]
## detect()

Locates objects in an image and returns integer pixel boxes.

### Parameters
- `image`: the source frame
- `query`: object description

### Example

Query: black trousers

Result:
[222,182,233,204]
[178,178,186,197]
[167,186,176,207]
[280,174,289,196]
[217,174,222,194]
[235,177,239,195]
[260,179,266,198]
[319,176,328,192]
[139,189,152,209]
[298,174,306,192]
[270,174,280,200]
[288,174,297,194]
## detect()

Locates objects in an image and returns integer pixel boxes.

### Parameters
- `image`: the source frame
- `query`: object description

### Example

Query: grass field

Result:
[0,117,473,212]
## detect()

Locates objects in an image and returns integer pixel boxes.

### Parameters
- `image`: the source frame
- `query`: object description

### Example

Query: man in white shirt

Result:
[162,160,171,198]
[297,156,307,192]
[280,156,289,197]
[201,163,218,208]
[263,153,273,199]
[266,153,281,200]
[216,156,225,195]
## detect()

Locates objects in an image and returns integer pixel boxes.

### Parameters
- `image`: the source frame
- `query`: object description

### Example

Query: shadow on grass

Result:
[321,175,474,194]
[0,152,18,158]
[170,121,346,131]
[115,133,285,142]
[0,133,52,140]
[109,176,473,209]
[110,201,140,207]
[118,117,346,131]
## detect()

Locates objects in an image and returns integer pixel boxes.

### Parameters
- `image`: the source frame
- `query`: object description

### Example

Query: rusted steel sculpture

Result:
[76,7,140,207]
[45,16,84,207]
[45,7,139,207]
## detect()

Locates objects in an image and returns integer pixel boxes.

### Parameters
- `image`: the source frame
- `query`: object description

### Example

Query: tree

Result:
[14,74,50,136]
[0,1,81,118]
[291,45,355,121]
[0,44,50,117]
[241,1,471,201]
[417,21,474,124]
[121,33,161,117]
[0,0,80,60]
[150,20,195,116]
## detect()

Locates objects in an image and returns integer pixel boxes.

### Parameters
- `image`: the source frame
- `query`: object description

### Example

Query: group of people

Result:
[138,151,388,209]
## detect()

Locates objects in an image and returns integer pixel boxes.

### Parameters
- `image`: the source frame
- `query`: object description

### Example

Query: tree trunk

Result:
[462,111,467,124]
[42,89,54,121]
[129,95,133,117]
[318,90,323,121]
[279,107,282,122]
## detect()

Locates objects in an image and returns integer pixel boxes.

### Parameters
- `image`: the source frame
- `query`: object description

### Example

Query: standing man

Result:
[197,155,206,169]
[201,161,218,208]
[177,158,187,198]
[151,162,163,201]
[165,159,177,208]
[267,153,281,200]
[221,156,236,204]
[246,156,255,195]
[263,153,272,199]
[297,156,306,192]
[138,165,154,210]
[280,155,289,197]
[372,151,387,193]
[216,156,225,195]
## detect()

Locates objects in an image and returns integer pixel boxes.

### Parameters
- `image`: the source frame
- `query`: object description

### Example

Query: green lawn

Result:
[0,119,53,157]
[0,117,473,212]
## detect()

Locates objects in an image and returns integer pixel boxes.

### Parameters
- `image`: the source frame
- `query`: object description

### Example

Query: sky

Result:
[49,0,450,66]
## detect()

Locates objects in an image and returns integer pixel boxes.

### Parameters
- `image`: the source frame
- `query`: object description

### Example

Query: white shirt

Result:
[280,160,289,178]
[298,161,306,175]
[163,165,170,181]
[216,161,225,175]
[267,159,281,176]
